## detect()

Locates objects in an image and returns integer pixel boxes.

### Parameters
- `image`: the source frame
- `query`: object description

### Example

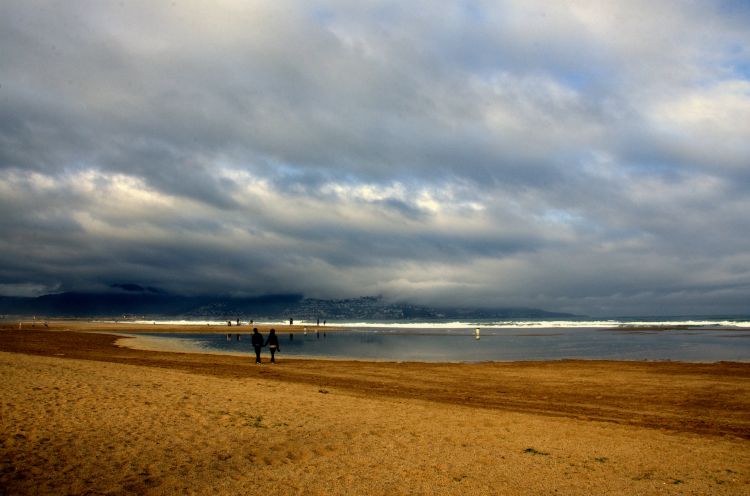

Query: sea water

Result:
[124,317,750,328]
[123,320,750,362]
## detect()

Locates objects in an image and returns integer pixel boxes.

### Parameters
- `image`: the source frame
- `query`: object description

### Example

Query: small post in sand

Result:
[475,327,480,340]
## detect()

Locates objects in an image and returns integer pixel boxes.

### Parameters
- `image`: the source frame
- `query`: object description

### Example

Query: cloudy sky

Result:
[1,0,749,316]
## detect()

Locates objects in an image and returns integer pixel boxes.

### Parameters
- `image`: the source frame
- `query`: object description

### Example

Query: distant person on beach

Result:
[251,328,264,364]
[265,328,280,364]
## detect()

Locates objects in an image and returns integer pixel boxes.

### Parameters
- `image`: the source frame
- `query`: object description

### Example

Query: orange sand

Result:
[1,324,749,495]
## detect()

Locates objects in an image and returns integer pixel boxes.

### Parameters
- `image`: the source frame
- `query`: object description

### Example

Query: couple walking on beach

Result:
[251,328,280,364]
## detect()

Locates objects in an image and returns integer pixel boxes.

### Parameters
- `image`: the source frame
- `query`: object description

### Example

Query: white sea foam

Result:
[332,320,750,329]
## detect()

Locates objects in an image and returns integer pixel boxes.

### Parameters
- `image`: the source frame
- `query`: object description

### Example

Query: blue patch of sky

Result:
[545,49,619,94]
[730,60,750,80]
[555,69,594,91]
[459,0,485,23]
[721,43,750,80]
[310,7,336,26]
[716,0,750,18]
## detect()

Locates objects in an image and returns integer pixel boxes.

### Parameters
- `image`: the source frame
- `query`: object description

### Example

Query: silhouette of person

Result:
[265,328,280,364]
[251,328,264,364]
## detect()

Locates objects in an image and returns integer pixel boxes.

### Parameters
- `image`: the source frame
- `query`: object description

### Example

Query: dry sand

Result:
[1,323,749,495]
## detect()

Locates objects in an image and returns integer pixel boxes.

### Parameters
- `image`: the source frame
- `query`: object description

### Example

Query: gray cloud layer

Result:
[1,0,749,316]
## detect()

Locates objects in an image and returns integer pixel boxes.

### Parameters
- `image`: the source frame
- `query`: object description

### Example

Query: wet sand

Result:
[1,323,749,494]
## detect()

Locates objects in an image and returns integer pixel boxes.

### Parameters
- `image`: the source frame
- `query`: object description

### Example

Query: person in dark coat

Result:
[264,328,280,364]
[251,328,264,364]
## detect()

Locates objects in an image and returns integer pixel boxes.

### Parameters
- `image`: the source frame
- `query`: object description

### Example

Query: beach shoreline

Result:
[2,324,749,494]
[113,323,750,366]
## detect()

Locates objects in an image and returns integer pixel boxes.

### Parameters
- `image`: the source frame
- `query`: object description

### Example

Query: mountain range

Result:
[0,287,576,320]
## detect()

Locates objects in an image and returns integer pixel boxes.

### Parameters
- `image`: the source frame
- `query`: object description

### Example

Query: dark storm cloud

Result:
[1,0,749,315]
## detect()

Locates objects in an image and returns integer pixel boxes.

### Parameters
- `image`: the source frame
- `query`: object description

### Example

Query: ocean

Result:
[118,316,750,362]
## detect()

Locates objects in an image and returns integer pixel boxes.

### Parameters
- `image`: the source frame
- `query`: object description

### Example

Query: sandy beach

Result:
[2,323,749,495]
